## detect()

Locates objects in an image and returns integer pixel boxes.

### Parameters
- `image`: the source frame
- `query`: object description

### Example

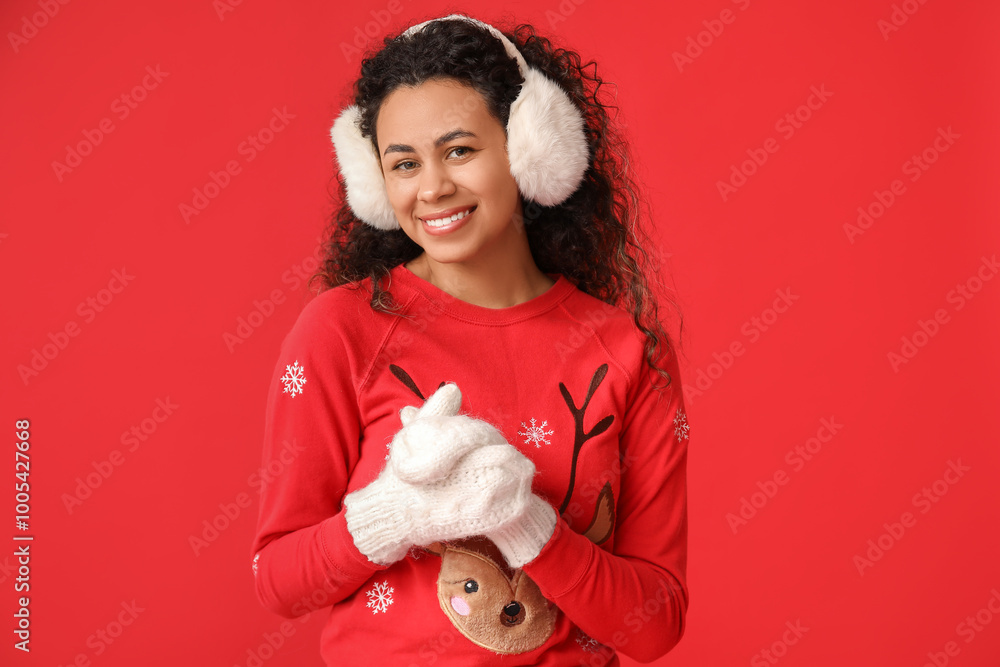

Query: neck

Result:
[406,197,555,308]
[405,236,554,309]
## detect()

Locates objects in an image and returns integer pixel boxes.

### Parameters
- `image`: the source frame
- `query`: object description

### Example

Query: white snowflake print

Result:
[281,360,307,397]
[365,580,394,614]
[519,418,554,448]
[251,553,259,576]
[673,408,690,441]
[575,628,601,653]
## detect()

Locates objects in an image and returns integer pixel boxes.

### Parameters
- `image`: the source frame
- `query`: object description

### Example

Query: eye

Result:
[464,580,479,594]
[448,146,474,159]
[392,159,418,172]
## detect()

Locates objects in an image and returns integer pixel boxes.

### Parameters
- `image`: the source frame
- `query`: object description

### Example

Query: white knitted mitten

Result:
[344,383,539,566]
[486,493,558,569]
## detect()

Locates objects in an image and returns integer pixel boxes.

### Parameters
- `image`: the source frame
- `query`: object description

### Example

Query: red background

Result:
[1,0,998,665]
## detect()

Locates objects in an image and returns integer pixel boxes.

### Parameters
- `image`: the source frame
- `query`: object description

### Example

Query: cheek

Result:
[385,178,416,210]
[472,159,519,206]
[450,596,471,616]
[383,176,400,197]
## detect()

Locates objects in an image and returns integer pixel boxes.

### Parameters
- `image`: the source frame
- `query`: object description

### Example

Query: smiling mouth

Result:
[421,206,476,228]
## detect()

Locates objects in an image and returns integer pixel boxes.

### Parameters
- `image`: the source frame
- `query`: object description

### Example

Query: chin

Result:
[421,248,478,266]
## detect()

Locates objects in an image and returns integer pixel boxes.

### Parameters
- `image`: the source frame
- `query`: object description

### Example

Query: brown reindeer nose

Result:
[501,601,525,627]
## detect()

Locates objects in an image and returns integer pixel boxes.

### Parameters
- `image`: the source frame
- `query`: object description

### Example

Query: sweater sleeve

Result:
[521,346,689,663]
[251,296,385,619]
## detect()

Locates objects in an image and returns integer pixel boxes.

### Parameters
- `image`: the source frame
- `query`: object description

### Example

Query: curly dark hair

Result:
[311,13,683,392]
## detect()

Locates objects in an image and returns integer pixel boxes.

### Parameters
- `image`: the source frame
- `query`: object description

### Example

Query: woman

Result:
[251,13,689,666]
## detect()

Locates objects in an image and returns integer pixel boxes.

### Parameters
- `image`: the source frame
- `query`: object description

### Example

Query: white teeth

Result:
[424,208,472,227]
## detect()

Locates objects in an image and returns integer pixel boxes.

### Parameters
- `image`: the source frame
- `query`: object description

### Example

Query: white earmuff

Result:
[329,13,590,231]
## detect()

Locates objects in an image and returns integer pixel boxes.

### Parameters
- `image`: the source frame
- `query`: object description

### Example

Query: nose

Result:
[417,159,456,202]
[500,600,524,627]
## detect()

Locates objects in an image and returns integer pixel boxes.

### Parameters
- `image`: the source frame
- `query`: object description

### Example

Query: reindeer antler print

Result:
[382,362,619,653]
[557,363,614,514]
[389,363,447,401]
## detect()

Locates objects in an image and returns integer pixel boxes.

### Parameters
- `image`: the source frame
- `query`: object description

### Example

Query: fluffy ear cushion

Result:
[330,105,400,230]
[507,68,590,207]
[330,70,589,228]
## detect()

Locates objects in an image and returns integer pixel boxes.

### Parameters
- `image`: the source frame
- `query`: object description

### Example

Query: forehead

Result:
[376,78,496,143]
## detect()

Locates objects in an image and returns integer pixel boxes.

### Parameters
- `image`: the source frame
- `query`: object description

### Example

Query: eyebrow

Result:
[382,129,477,157]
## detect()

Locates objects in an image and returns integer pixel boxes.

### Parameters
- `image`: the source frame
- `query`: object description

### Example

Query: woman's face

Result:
[375,77,523,267]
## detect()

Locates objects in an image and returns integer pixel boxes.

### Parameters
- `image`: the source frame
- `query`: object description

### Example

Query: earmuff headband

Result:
[330,13,589,231]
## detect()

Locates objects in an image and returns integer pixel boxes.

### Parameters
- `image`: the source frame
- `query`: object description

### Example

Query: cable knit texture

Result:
[344,383,541,566]
[487,494,558,568]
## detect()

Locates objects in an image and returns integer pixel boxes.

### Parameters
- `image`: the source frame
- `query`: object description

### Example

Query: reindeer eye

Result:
[464,580,479,594]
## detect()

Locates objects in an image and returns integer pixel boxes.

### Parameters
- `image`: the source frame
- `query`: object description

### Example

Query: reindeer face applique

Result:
[424,537,556,653]
[388,363,616,655]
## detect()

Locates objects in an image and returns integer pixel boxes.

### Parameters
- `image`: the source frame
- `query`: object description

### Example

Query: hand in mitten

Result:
[344,382,542,566]
[484,492,557,569]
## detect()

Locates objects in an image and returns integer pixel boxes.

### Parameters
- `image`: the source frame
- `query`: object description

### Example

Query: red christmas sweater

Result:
[251,262,690,665]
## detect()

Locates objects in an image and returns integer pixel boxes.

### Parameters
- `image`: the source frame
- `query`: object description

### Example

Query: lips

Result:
[419,205,476,235]
[420,205,476,225]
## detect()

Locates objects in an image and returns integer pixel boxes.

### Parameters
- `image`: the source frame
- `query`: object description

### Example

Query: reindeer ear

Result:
[422,541,446,557]
[582,482,616,545]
